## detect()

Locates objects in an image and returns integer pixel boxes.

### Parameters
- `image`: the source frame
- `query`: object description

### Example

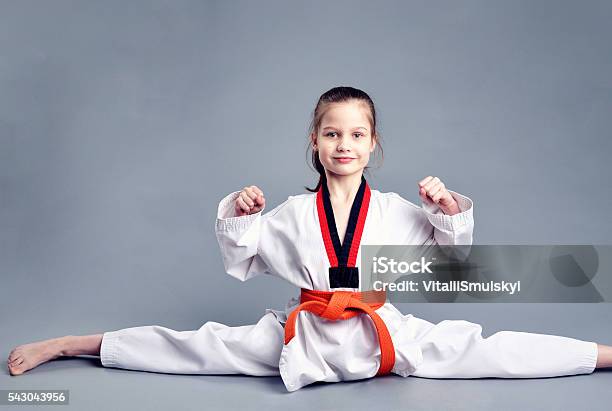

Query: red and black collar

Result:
[316,174,371,288]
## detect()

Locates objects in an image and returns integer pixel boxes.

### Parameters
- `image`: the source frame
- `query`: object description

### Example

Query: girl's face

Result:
[311,100,376,179]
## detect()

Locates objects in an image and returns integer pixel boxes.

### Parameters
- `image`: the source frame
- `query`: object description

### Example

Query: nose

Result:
[337,135,351,152]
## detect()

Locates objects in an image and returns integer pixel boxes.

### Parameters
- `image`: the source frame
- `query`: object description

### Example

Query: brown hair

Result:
[305,86,384,192]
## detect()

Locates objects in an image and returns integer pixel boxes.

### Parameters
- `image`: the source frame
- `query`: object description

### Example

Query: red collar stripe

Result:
[347,184,370,267]
[316,177,370,268]
[316,188,339,267]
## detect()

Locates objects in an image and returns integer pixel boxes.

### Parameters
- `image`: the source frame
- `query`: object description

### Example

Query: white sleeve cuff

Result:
[215,191,265,232]
[421,190,474,232]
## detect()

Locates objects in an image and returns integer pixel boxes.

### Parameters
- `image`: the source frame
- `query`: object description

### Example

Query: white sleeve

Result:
[421,190,474,246]
[214,191,271,282]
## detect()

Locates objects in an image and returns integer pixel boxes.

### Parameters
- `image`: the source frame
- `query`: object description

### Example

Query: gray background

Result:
[1,0,611,410]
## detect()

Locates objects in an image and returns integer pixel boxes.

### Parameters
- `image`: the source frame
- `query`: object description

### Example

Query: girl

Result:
[7,86,612,392]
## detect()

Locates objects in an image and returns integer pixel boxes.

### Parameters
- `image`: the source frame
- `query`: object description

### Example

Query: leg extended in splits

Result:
[7,316,612,377]
[409,318,612,379]
[7,313,284,376]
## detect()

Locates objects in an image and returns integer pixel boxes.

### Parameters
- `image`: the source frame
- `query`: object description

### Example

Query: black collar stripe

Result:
[321,175,367,267]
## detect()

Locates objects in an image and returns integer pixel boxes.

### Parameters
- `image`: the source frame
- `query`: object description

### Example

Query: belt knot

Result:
[284,288,396,376]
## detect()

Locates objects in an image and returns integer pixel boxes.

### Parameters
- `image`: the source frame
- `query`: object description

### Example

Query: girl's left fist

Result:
[418,176,460,216]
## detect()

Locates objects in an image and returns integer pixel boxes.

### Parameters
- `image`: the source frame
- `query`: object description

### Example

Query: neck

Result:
[324,171,363,203]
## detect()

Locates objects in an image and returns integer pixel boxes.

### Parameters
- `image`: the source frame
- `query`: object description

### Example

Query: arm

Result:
[421,190,474,246]
[214,190,270,281]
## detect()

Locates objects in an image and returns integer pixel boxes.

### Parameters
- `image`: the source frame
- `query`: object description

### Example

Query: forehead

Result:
[320,101,371,130]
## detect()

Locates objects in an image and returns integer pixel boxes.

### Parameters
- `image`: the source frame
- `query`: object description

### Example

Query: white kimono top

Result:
[215,175,474,391]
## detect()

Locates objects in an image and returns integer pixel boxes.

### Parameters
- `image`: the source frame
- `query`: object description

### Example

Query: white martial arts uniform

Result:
[100,177,599,392]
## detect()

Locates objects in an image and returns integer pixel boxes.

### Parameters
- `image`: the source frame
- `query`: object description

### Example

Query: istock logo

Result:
[372,256,434,274]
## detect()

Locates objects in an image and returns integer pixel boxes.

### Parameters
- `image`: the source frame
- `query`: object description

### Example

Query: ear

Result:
[370,134,377,152]
[310,132,317,150]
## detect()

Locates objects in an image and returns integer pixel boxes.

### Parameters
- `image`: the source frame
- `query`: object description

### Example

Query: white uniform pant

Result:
[99,312,598,380]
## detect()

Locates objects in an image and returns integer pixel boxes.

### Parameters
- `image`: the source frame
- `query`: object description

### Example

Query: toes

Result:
[8,364,24,376]
[8,348,22,362]
[8,352,21,363]
[8,358,27,374]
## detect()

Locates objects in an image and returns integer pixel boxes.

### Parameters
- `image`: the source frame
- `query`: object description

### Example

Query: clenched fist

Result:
[235,185,266,217]
[418,176,460,216]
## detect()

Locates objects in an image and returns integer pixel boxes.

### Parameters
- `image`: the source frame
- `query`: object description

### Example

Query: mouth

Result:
[333,157,356,163]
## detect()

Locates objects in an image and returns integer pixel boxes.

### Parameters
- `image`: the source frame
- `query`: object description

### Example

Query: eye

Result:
[354,133,363,138]
[325,132,338,138]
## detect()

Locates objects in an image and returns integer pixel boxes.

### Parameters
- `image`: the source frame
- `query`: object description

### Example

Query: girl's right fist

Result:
[235,185,265,216]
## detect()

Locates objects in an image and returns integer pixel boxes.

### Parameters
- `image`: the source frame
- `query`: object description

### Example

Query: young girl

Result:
[7,86,612,392]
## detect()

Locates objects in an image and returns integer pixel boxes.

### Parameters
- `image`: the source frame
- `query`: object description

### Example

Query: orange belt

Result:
[283,288,396,376]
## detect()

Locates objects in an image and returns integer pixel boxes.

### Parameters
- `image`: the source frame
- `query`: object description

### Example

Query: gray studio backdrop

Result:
[1,0,611,353]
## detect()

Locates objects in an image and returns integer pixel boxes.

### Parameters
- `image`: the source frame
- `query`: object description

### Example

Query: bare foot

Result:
[7,337,66,376]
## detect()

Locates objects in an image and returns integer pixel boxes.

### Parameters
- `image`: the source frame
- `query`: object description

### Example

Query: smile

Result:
[334,157,356,163]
